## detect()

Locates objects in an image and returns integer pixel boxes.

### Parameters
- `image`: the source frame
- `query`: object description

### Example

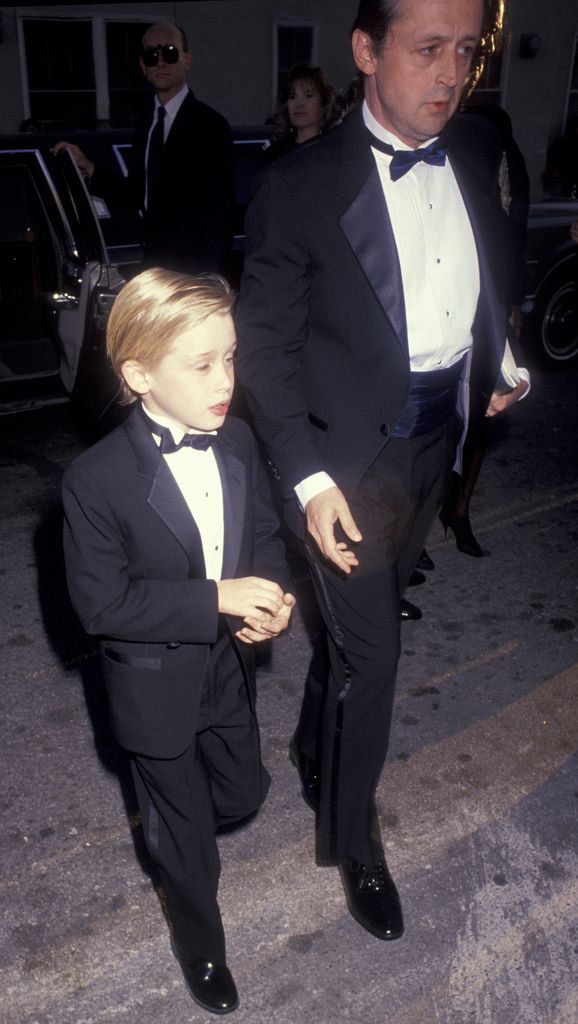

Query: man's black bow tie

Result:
[141,409,215,454]
[366,130,446,181]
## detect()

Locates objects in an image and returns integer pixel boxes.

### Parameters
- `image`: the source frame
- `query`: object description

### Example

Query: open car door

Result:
[0,145,124,426]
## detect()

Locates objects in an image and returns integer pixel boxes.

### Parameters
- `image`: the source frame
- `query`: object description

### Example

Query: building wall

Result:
[502,0,578,197]
[0,0,577,197]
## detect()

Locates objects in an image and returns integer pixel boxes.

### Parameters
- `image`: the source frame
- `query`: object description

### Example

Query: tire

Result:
[536,266,578,364]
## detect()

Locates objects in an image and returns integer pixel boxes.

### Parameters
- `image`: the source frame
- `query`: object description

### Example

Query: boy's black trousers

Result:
[130,634,270,964]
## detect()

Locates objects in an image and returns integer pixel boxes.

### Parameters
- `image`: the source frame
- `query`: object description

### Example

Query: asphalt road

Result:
[1,360,577,1024]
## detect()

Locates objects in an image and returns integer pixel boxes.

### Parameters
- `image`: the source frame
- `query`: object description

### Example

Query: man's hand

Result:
[570,219,578,245]
[52,142,95,180]
[235,592,296,645]
[486,378,529,417]
[305,486,362,573]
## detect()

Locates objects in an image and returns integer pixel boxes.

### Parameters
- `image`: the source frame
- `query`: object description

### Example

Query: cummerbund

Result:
[391,356,465,439]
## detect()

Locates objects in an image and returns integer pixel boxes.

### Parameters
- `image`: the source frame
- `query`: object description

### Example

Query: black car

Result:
[522,198,578,366]
[0,127,269,424]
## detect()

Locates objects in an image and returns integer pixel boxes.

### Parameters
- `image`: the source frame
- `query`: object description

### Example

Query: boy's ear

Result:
[121,359,151,396]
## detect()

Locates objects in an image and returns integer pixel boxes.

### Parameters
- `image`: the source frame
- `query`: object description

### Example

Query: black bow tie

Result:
[141,409,215,454]
[366,130,446,181]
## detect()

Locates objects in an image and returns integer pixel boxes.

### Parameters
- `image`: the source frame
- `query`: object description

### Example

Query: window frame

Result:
[562,32,578,132]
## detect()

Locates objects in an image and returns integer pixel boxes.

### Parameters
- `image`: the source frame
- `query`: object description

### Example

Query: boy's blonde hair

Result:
[107,267,235,403]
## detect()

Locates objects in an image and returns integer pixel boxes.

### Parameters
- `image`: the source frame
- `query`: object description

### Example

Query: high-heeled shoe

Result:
[416,549,435,572]
[439,510,484,558]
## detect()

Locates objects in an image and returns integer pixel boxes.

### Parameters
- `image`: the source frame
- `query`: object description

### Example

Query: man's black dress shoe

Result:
[400,598,422,621]
[339,857,404,941]
[289,737,320,812]
[408,569,426,587]
[416,549,435,571]
[178,958,239,1015]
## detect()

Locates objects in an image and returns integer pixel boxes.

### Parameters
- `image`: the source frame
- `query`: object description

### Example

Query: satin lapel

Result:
[335,112,408,355]
[214,438,246,580]
[124,408,206,577]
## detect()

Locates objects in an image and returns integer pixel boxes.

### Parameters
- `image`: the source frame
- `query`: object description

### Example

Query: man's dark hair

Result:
[351,0,501,52]
[351,0,402,48]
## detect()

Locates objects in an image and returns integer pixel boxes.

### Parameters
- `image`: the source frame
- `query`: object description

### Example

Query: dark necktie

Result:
[147,105,166,208]
[141,409,215,454]
[366,129,446,181]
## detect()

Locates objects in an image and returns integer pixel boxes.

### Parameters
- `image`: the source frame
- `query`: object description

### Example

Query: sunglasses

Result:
[141,44,181,67]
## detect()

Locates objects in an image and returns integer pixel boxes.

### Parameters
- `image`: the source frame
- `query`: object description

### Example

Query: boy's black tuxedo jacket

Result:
[62,408,287,759]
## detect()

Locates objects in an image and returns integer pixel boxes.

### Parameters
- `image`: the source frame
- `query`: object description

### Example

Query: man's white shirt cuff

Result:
[294,472,336,511]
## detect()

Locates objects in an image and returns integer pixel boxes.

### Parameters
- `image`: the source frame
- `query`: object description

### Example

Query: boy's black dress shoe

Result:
[408,569,426,586]
[400,598,422,621]
[339,856,404,941]
[289,737,320,812]
[178,958,239,1015]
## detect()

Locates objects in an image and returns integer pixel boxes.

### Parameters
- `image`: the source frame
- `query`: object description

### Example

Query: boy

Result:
[62,268,295,1015]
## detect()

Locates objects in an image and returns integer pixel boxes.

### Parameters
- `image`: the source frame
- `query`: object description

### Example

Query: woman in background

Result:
[263,65,338,163]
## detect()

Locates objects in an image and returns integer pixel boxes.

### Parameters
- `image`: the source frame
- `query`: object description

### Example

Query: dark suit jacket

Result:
[62,408,287,759]
[236,108,509,499]
[93,89,235,274]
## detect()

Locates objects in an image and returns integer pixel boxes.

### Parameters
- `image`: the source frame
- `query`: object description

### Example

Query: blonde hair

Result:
[107,267,234,403]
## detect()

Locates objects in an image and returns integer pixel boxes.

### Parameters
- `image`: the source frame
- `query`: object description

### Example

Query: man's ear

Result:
[121,360,150,397]
[352,28,378,76]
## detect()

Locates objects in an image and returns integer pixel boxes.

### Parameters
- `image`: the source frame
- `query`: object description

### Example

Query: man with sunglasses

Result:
[55,22,234,276]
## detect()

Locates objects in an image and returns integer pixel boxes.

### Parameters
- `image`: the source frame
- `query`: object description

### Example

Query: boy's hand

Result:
[235,592,296,645]
[217,576,287,620]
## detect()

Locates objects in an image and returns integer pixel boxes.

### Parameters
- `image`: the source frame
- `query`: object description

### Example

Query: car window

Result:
[0,163,61,377]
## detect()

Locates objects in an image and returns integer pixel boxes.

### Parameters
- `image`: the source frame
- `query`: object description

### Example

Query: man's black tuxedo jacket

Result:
[236,108,509,499]
[93,89,235,274]
[62,408,286,759]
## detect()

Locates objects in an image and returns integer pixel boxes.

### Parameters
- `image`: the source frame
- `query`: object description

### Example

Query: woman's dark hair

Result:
[272,65,337,140]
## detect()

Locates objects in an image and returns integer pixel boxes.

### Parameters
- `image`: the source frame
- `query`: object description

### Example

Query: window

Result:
[563,33,578,130]
[275,24,315,103]
[106,22,151,126]
[23,19,96,129]
[20,15,155,131]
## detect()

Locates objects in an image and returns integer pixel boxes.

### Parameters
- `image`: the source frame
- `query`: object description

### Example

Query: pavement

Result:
[0,360,577,1024]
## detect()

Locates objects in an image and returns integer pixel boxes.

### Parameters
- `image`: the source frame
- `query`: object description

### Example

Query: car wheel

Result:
[537,267,578,364]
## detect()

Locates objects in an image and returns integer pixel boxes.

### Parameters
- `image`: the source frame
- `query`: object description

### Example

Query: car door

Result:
[0,145,124,424]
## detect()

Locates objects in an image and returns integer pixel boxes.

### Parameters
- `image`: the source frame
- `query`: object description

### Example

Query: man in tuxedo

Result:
[55,22,234,274]
[235,0,528,942]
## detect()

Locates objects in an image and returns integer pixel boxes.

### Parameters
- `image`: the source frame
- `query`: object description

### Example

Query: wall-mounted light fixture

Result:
[519,33,541,59]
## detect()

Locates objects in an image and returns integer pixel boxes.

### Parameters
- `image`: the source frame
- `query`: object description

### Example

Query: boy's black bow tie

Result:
[141,409,215,453]
[366,130,446,180]
[159,431,215,454]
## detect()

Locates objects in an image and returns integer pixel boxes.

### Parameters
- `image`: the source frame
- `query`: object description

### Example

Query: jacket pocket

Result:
[103,647,162,671]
